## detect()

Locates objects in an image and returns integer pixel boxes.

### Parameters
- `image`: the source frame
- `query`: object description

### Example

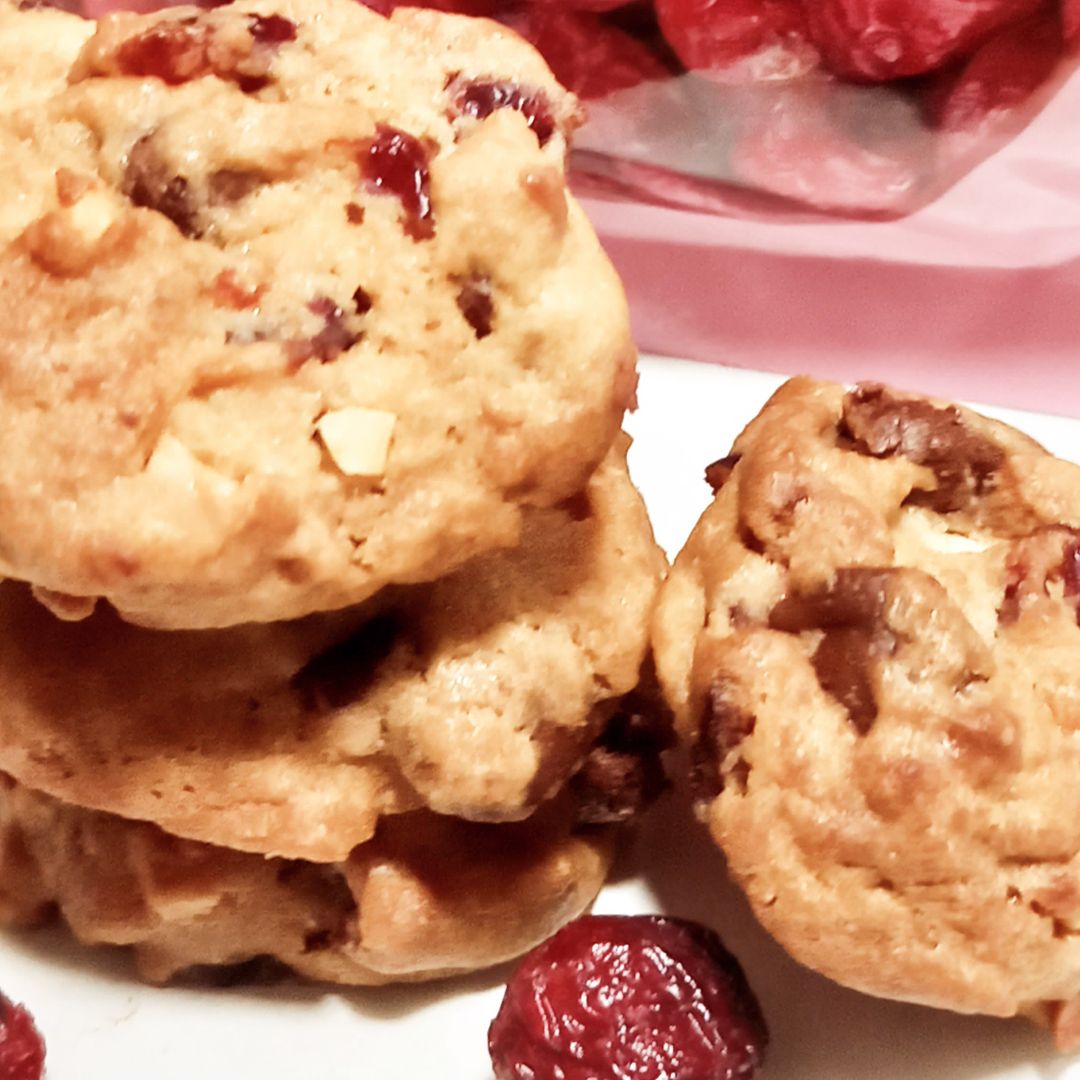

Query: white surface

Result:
[4,356,1080,1080]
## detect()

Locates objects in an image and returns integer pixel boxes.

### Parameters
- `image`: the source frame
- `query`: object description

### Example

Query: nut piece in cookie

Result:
[0,0,634,629]
[653,376,1080,1047]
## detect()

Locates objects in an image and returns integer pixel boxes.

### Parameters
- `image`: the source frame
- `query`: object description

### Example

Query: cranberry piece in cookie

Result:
[489,915,767,1080]
[103,11,296,91]
[448,76,558,146]
[358,125,434,240]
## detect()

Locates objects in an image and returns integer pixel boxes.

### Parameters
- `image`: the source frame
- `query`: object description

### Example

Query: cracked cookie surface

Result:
[0,0,634,629]
[0,441,665,862]
[653,377,1080,1046]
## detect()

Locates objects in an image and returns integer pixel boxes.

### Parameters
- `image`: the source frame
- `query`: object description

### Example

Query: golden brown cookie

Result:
[0,774,613,985]
[0,0,635,629]
[653,377,1080,1046]
[0,440,665,862]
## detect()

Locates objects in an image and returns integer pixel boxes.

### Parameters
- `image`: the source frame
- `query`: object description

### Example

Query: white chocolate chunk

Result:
[68,190,117,243]
[316,407,396,477]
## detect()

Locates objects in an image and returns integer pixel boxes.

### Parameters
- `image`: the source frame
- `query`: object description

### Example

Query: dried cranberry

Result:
[528,0,633,15]
[656,0,818,82]
[359,125,434,241]
[1065,0,1080,43]
[489,915,767,1080]
[454,273,494,338]
[448,77,557,146]
[210,269,264,310]
[359,0,503,15]
[1063,538,1080,599]
[0,994,45,1080]
[114,17,211,85]
[285,296,362,369]
[801,0,1041,81]
[248,13,297,44]
[922,10,1063,133]
[110,12,294,91]
[352,285,374,315]
[501,8,671,99]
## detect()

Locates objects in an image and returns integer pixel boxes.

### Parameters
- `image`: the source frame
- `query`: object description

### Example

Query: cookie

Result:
[653,378,1080,1044]
[0,774,613,985]
[0,440,666,862]
[0,0,635,629]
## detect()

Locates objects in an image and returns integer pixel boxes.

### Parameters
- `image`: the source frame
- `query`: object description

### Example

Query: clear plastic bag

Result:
[530,1,1079,217]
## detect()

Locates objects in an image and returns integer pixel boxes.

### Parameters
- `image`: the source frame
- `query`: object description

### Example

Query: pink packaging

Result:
[580,64,1080,418]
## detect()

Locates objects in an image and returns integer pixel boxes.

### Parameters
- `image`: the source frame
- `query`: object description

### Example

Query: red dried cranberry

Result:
[528,0,634,14]
[112,12,294,91]
[114,17,211,85]
[501,8,671,99]
[656,0,818,82]
[359,0,503,16]
[922,10,1062,133]
[455,274,494,338]
[0,994,45,1080]
[801,0,1041,81]
[448,77,557,146]
[285,296,362,369]
[248,13,297,44]
[489,915,767,1080]
[359,125,434,241]
[1063,538,1080,599]
[352,285,374,315]
[210,269,264,310]
[1065,0,1080,43]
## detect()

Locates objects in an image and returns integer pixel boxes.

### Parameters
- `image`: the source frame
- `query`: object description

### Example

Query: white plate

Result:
[4,356,1080,1080]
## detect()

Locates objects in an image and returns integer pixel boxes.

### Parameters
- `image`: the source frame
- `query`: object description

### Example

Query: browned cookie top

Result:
[0,0,634,629]
[653,377,1080,1045]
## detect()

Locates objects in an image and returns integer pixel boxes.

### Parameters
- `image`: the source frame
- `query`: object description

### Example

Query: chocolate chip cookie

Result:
[653,377,1080,1045]
[0,775,613,985]
[0,440,665,862]
[0,0,635,629]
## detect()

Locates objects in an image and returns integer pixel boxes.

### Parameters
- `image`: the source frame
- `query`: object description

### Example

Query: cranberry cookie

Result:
[0,775,613,985]
[0,441,665,862]
[653,378,1080,1045]
[0,0,635,629]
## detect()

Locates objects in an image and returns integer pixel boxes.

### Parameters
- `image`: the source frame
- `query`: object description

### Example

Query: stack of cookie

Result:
[0,0,666,984]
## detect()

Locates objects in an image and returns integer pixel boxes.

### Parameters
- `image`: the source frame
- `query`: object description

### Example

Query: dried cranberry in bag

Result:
[802,0,1043,81]
[655,0,818,81]
[925,8,1063,132]
[501,7,670,98]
